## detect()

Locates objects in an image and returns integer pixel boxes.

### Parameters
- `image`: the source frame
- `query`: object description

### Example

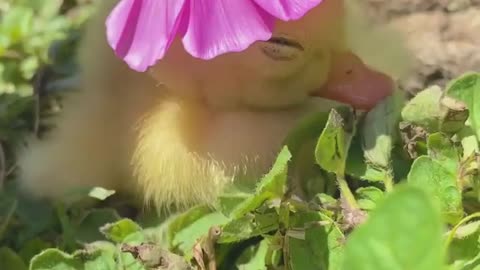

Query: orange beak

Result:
[311,52,394,111]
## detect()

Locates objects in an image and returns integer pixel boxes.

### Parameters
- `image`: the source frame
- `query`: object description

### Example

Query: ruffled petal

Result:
[252,0,323,21]
[106,0,187,71]
[182,0,275,60]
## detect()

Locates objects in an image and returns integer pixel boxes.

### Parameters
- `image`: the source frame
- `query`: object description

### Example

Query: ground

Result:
[367,0,480,93]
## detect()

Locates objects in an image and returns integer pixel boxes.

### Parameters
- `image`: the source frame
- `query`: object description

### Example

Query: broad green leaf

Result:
[79,242,117,270]
[346,135,385,182]
[449,222,480,266]
[446,73,480,139]
[457,124,479,158]
[283,111,330,156]
[217,189,252,217]
[402,86,468,134]
[255,146,291,196]
[168,205,214,240]
[427,133,460,174]
[408,133,463,224]
[219,211,278,243]
[401,86,444,132]
[76,208,121,243]
[283,110,335,198]
[408,156,463,224]
[236,239,269,270]
[363,90,405,168]
[14,189,56,243]
[315,107,356,175]
[342,186,445,270]
[18,238,51,264]
[0,6,34,43]
[167,205,215,244]
[82,249,116,270]
[219,215,256,243]
[29,248,83,270]
[100,218,142,243]
[0,247,27,270]
[355,187,385,211]
[171,211,229,258]
[288,212,344,270]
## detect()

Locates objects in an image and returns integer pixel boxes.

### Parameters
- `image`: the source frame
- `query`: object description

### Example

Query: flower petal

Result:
[252,0,323,21]
[106,0,187,72]
[182,0,275,60]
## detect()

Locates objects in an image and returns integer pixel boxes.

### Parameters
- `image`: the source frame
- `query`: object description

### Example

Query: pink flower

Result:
[106,0,323,72]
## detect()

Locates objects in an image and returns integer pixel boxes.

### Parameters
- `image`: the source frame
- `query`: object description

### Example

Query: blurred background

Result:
[365,0,480,93]
[0,0,94,192]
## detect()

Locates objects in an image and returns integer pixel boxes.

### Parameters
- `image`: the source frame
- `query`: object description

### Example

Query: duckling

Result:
[16,0,412,210]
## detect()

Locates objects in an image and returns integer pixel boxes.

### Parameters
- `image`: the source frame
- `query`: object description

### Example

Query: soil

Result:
[365,0,480,93]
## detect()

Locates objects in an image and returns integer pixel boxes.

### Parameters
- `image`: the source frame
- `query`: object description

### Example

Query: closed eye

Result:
[260,37,304,61]
[267,37,304,51]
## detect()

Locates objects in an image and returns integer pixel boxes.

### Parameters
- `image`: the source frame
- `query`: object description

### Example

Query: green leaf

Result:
[230,146,291,218]
[449,221,480,266]
[217,189,252,217]
[345,135,387,182]
[14,192,56,244]
[255,146,291,197]
[283,111,330,156]
[363,90,405,168]
[18,238,51,265]
[355,187,385,211]
[100,218,142,243]
[76,208,121,243]
[408,156,463,224]
[315,107,356,175]
[87,187,116,201]
[457,124,479,158]
[446,73,480,139]
[0,247,27,270]
[29,248,83,270]
[167,205,215,243]
[219,211,278,244]
[427,133,460,174]
[401,85,445,132]
[342,185,445,270]
[402,85,468,134]
[408,133,463,224]
[80,242,117,270]
[288,212,344,270]
[236,239,269,270]
[170,210,229,257]
[0,6,34,43]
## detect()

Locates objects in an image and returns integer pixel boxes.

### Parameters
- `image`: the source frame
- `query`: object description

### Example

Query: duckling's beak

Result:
[310,51,394,110]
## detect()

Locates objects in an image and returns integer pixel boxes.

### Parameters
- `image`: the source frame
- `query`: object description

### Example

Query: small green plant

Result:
[1,73,479,270]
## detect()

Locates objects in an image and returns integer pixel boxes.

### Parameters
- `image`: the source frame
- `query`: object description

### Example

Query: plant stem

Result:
[337,175,359,209]
[444,212,480,251]
[383,169,394,193]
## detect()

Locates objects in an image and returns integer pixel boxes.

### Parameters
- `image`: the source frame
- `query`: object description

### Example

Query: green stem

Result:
[337,175,359,209]
[383,169,394,193]
[444,212,480,251]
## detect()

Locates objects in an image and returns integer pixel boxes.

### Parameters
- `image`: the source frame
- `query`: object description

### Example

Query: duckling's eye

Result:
[260,37,304,61]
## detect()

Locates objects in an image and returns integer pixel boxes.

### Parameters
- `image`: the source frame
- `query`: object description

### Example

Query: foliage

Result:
[2,1,480,269]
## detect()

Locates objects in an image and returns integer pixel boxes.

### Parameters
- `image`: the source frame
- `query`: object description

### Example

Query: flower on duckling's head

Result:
[106,0,324,72]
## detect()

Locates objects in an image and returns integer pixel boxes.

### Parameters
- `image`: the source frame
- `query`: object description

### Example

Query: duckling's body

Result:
[17,0,411,210]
